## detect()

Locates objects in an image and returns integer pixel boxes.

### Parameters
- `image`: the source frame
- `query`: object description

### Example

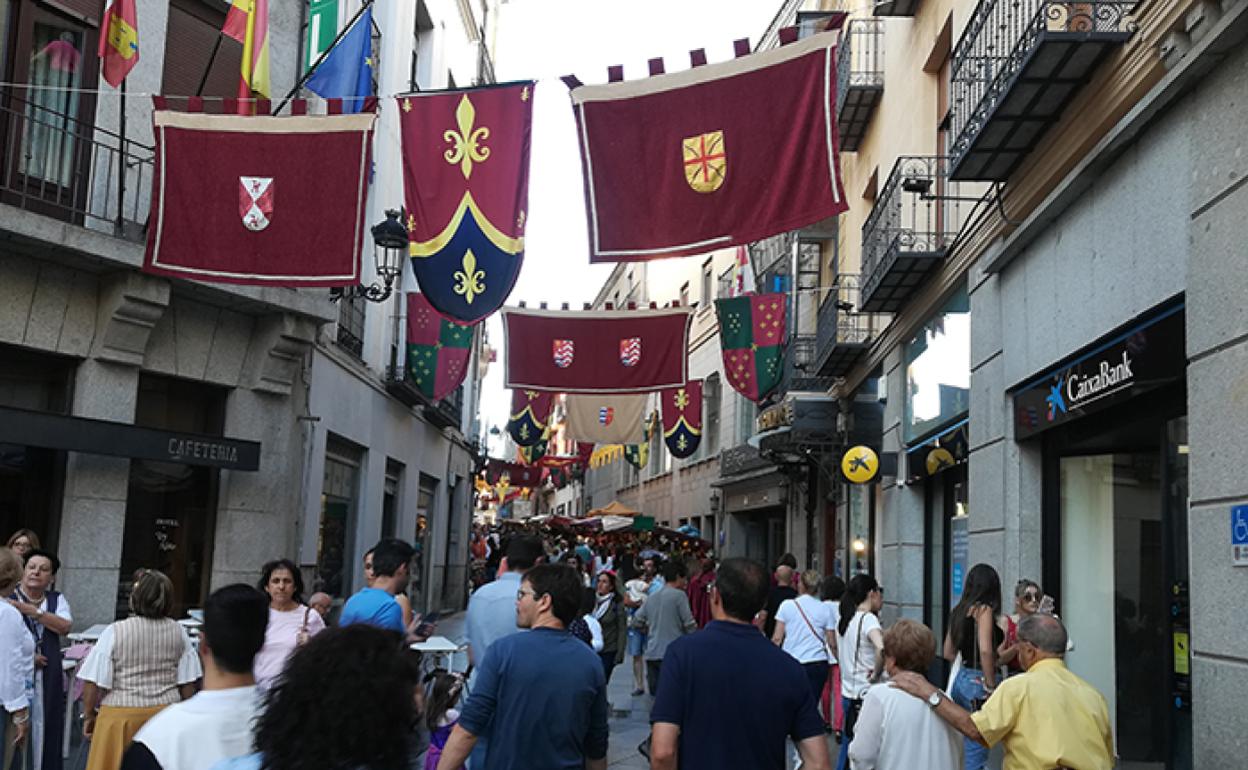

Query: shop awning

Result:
[0,405,261,471]
[587,500,640,517]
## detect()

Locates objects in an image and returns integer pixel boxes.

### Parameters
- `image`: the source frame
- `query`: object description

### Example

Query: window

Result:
[647,426,663,476]
[164,0,243,97]
[680,282,690,307]
[701,260,713,306]
[336,294,366,357]
[718,267,734,299]
[704,374,721,455]
[382,459,403,538]
[736,392,755,444]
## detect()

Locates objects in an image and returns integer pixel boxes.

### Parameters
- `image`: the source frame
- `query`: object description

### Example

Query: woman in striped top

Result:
[79,570,202,770]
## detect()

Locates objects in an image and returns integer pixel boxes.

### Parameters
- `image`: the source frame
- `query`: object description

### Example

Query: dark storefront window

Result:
[318,438,361,598]
[0,344,73,549]
[120,374,225,618]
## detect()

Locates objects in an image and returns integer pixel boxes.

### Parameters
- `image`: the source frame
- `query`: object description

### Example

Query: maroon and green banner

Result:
[406,292,474,401]
[715,293,787,403]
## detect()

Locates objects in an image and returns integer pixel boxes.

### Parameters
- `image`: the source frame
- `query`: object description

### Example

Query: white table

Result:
[67,623,108,643]
[410,636,463,672]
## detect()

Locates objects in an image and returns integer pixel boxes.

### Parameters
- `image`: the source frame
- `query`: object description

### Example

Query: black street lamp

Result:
[333,209,407,303]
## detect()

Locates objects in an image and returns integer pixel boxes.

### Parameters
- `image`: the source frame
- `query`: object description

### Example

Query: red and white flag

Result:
[143,110,375,286]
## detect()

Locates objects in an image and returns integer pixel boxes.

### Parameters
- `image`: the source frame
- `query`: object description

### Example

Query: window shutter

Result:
[40,0,102,25]
[162,0,243,99]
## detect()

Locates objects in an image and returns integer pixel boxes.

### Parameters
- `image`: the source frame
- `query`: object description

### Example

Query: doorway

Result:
[1052,411,1191,770]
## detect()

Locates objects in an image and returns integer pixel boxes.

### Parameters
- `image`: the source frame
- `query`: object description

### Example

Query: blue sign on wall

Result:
[950,516,969,606]
[1233,505,1248,566]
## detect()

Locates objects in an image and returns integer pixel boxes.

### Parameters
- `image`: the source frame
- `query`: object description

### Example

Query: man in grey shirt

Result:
[633,559,696,696]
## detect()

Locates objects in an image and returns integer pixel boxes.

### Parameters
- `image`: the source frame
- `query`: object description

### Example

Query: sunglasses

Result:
[1021,591,1041,602]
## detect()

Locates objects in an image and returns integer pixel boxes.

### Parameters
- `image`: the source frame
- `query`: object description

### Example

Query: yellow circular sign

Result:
[926,447,956,476]
[842,446,879,484]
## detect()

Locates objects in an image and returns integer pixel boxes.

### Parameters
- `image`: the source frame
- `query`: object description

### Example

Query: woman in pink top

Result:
[253,559,325,690]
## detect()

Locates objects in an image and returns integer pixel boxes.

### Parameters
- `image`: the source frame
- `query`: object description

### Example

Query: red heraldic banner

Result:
[484,459,542,489]
[502,307,693,393]
[406,293,474,401]
[144,110,375,286]
[568,32,847,262]
[400,83,534,324]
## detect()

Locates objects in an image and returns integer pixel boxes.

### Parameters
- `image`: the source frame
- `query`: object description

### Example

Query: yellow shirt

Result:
[970,658,1114,770]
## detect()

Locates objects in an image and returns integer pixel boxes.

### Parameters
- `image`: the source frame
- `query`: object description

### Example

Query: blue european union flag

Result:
[306,6,373,113]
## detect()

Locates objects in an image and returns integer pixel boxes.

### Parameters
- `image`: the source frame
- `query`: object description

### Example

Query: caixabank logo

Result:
[1048,351,1135,422]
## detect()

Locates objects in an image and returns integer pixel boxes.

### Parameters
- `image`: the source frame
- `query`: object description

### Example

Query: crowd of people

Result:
[0,523,1118,770]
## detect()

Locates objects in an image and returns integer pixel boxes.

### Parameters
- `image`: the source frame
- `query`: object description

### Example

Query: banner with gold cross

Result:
[398,82,534,324]
[661,380,702,459]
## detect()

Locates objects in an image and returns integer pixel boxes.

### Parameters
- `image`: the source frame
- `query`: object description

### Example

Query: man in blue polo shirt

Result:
[649,557,831,770]
[435,564,609,770]
[339,538,414,634]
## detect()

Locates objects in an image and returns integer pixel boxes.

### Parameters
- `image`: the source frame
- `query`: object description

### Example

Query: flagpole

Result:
[272,0,373,115]
[116,78,127,235]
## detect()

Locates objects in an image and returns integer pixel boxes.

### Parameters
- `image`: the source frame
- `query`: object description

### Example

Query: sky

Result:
[478,0,783,454]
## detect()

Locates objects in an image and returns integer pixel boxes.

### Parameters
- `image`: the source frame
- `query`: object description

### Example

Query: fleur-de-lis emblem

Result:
[453,249,486,304]
[444,95,490,180]
[677,434,688,452]
[674,388,690,410]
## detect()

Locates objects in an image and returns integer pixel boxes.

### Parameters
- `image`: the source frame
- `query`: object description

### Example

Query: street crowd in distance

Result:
[0,526,1118,770]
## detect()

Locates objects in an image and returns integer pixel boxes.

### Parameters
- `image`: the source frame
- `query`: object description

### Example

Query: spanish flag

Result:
[97,0,139,87]
[224,0,269,99]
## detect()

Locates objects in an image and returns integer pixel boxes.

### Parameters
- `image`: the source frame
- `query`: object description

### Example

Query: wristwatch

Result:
[927,690,943,709]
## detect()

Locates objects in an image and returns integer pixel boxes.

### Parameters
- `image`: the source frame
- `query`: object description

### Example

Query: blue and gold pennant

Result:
[399,83,534,324]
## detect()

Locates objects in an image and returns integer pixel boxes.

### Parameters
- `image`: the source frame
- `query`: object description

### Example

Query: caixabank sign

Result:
[1012,304,1185,440]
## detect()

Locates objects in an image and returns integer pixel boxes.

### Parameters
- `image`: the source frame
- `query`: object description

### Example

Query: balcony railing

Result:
[0,88,154,241]
[861,156,981,312]
[815,275,875,377]
[836,19,884,152]
[748,232,795,288]
[384,363,465,430]
[778,335,834,396]
[949,0,1134,180]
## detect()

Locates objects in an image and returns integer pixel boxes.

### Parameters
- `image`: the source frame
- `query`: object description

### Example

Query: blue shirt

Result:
[338,588,404,634]
[459,627,608,770]
[650,620,825,770]
[465,572,523,663]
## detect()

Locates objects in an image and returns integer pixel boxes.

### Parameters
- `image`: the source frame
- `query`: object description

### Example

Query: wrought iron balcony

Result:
[0,88,154,241]
[815,275,874,377]
[836,19,884,152]
[949,0,1134,180]
[383,364,464,431]
[861,156,978,313]
[777,335,834,397]
[748,231,796,288]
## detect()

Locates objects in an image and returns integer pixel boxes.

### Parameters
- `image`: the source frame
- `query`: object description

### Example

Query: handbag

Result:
[793,599,834,661]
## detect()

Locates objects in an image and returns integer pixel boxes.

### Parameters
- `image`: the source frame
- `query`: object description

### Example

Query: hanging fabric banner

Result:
[715,293,787,402]
[399,82,535,323]
[565,28,847,263]
[507,389,555,447]
[143,110,375,286]
[405,293,474,401]
[565,394,647,445]
[517,427,550,466]
[484,459,542,488]
[661,380,703,459]
[625,411,657,469]
[502,307,692,393]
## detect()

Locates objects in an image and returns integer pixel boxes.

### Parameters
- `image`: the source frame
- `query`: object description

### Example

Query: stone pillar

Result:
[59,274,169,629]
[212,314,317,589]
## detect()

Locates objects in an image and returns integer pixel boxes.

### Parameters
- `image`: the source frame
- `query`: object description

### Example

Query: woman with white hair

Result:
[0,546,34,767]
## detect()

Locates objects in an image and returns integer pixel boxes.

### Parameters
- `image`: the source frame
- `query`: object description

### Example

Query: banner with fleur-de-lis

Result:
[661,380,702,459]
[398,82,534,324]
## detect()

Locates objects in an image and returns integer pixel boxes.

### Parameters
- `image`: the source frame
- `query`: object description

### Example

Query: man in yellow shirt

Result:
[892,613,1115,770]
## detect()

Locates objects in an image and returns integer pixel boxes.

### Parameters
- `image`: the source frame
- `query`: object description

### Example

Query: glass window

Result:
[704,374,721,455]
[679,282,690,307]
[336,294,366,357]
[903,287,970,443]
[22,21,85,188]
[701,260,713,305]
[317,451,358,598]
[736,392,755,444]
[121,375,226,618]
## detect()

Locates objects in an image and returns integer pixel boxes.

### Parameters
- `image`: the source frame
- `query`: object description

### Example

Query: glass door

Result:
[1059,433,1190,769]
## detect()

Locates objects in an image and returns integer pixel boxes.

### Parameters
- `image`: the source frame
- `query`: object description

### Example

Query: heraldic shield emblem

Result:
[620,337,641,367]
[598,407,614,426]
[682,131,726,193]
[553,339,575,368]
[239,177,274,232]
